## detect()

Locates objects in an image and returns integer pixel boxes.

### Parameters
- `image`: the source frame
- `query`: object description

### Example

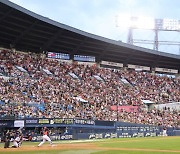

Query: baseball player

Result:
[38,127,53,147]
[162,127,167,136]
[11,132,22,148]
[4,130,11,148]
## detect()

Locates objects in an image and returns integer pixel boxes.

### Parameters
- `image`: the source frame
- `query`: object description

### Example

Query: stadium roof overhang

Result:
[0,0,180,70]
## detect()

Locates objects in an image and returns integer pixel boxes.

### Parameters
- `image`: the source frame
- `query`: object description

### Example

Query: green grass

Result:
[0,136,180,154]
[94,150,178,154]
[97,137,180,150]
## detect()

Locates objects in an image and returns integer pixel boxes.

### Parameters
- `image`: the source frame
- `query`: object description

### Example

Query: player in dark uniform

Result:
[4,130,11,148]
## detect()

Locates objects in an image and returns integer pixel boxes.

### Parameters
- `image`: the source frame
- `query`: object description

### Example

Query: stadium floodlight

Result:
[130,17,180,31]
[130,16,155,29]
[116,15,180,31]
[116,15,155,29]
[115,14,132,29]
[116,15,180,51]
[163,19,180,31]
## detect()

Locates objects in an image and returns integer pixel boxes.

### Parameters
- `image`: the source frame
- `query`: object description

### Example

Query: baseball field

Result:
[0,136,180,154]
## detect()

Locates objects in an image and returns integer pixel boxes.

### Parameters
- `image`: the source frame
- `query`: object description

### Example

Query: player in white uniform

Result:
[12,136,20,148]
[163,127,167,136]
[11,133,22,148]
[38,127,53,147]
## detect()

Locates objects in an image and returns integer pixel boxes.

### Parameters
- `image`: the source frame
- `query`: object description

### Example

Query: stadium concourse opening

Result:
[0,0,179,148]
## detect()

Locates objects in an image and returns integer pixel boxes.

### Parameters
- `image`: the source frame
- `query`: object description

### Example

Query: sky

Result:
[9,0,180,55]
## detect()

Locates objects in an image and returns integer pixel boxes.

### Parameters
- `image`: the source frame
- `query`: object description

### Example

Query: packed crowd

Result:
[118,108,179,128]
[0,49,179,128]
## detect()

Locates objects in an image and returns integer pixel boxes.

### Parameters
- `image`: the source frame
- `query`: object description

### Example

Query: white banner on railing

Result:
[101,61,123,67]
[128,64,150,71]
[155,67,178,74]
[14,120,24,127]
[77,61,96,66]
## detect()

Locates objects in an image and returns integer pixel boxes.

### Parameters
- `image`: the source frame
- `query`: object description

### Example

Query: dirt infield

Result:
[1,143,180,153]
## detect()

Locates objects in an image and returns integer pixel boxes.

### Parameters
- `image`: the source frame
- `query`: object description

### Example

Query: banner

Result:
[101,61,123,68]
[77,131,158,140]
[31,134,73,142]
[14,120,24,127]
[0,120,14,127]
[52,118,74,125]
[25,118,94,126]
[25,119,38,124]
[155,67,178,74]
[38,119,49,124]
[128,64,150,71]
[95,120,114,126]
[47,52,70,60]
[75,119,94,125]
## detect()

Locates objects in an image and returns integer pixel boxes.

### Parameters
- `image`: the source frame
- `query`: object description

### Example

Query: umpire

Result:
[4,130,11,148]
